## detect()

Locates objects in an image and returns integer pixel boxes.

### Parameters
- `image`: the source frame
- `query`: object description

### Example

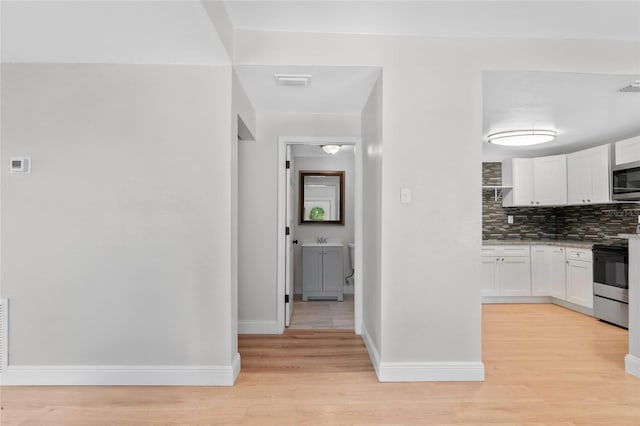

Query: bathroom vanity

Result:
[302,243,344,301]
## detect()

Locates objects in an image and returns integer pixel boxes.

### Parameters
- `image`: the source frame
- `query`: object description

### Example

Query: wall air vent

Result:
[619,80,640,92]
[0,299,7,373]
[274,73,312,87]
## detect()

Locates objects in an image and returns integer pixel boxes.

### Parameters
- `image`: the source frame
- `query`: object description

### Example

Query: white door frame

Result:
[276,136,363,334]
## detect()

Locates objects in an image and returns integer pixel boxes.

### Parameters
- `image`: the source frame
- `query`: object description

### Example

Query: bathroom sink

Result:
[301,242,344,247]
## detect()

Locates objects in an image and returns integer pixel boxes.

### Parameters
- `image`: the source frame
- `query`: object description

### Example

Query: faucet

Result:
[316,237,327,244]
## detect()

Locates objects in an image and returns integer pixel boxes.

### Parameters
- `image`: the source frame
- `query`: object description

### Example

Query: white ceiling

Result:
[235,65,381,114]
[0,1,229,64]
[482,71,640,162]
[224,1,640,41]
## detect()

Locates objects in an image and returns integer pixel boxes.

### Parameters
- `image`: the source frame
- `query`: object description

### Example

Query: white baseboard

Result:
[238,320,278,334]
[378,361,485,382]
[360,325,484,382]
[0,353,241,386]
[482,296,552,304]
[551,298,594,317]
[360,325,381,379]
[625,354,640,378]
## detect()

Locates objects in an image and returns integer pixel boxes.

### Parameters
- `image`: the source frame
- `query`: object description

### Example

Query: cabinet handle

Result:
[582,199,585,203]
[536,201,540,205]
[531,201,534,205]
[566,261,569,264]
[496,258,500,262]
[560,248,563,252]
[501,258,505,262]
[587,199,591,202]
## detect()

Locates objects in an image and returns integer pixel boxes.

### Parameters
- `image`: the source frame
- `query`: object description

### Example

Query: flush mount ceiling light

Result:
[274,73,312,87]
[487,130,557,146]
[619,80,640,93]
[321,145,341,155]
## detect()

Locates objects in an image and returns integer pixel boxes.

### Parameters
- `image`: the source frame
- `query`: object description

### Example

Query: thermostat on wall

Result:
[10,157,31,174]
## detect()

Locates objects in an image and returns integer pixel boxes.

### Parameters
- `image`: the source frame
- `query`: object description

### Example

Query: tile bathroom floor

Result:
[289,294,354,329]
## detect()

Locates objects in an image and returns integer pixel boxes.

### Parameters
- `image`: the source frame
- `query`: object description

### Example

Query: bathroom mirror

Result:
[299,171,344,225]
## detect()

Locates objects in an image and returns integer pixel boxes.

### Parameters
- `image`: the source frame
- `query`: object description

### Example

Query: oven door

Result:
[593,250,628,290]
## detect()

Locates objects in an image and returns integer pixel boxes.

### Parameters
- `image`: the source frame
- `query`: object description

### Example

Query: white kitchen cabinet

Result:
[550,247,567,300]
[567,144,610,205]
[615,136,640,165]
[565,248,593,308]
[531,245,566,297]
[502,155,567,207]
[302,245,344,301]
[531,246,552,296]
[481,246,531,297]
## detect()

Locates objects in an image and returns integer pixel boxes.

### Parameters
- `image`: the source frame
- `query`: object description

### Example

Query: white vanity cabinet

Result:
[481,246,531,297]
[567,144,610,205]
[502,155,567,207]
[302,245,344,301]
[565,248,593,309]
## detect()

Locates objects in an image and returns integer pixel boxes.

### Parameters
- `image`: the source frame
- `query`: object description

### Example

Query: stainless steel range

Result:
[593,244,629,328]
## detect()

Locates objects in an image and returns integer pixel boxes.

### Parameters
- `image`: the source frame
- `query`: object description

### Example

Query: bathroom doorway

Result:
[277,137,363,333]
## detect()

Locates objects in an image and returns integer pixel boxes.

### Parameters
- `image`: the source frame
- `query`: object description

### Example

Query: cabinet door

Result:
[302,247,323,293]
[550,247,567,300]
[567,150,588,204]
[322,247,344,292]
[531,246,552,296]
[501,256,531,296]
[481,257,499,296]
[615,136,640,165]
[512,158,535,206]
[587,145,610,204]
[566,260,593,309]
[534,155,567,206]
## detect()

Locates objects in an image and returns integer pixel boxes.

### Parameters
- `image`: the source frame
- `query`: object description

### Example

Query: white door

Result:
[550,247,567,300]
[512,158,535,206]
[285,145,294,327]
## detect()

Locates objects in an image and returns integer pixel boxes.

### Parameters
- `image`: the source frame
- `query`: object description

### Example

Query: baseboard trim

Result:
[360,325,381,380]
[0,355,241,386]
[238,320,278,334]
[378,361,485,382]
[551,298,593,317]
[625,354,640,378]
[482,296,552,304]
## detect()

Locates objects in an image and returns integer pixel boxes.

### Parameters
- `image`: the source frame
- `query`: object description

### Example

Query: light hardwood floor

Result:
[289,294,354,329]
[2,304,640,425]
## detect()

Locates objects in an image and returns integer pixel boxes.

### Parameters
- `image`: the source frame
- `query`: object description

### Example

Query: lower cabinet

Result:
[302,246,344,301]
[531,246,566,297]
[485,244,595,311]
[481,246,531,297]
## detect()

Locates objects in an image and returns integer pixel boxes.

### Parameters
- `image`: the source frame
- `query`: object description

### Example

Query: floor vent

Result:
[0,299,7,373]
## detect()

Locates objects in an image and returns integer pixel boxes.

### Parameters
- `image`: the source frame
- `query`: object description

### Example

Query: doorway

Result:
[277,137,363,334]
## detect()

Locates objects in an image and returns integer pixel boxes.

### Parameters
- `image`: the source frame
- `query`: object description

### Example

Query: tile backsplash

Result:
[482,162,639,241]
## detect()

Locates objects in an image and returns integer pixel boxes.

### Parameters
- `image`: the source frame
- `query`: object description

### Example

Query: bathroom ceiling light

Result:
[487,130,557,146]
[321,145,341,155]
[274,73,312,87]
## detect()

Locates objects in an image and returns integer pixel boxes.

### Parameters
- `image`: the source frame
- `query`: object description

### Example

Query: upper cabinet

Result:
[615,136,640,165]
[567,144,611,205]
[502,154,567,207]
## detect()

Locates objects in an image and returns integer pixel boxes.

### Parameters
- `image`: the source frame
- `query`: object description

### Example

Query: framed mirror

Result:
[299,171,345,225]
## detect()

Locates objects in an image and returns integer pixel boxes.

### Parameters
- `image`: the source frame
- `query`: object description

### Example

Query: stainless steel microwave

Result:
[612,161,640,200]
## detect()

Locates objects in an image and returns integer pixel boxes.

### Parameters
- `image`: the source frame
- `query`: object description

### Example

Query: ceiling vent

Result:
[619,80,640,93]
[274,74,312,87]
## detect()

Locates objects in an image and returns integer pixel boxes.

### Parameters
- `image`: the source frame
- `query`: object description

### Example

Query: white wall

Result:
[360,76,383,358]
[0,64,237,382]
[292,154,355,294]
[235,30,640,378]
[237,112,360,330]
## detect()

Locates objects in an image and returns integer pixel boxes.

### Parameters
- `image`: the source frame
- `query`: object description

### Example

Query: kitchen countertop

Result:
[483,239,597,249]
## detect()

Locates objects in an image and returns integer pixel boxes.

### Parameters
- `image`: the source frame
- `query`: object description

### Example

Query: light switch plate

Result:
[507,215,514,224]
[400,188,411,204]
